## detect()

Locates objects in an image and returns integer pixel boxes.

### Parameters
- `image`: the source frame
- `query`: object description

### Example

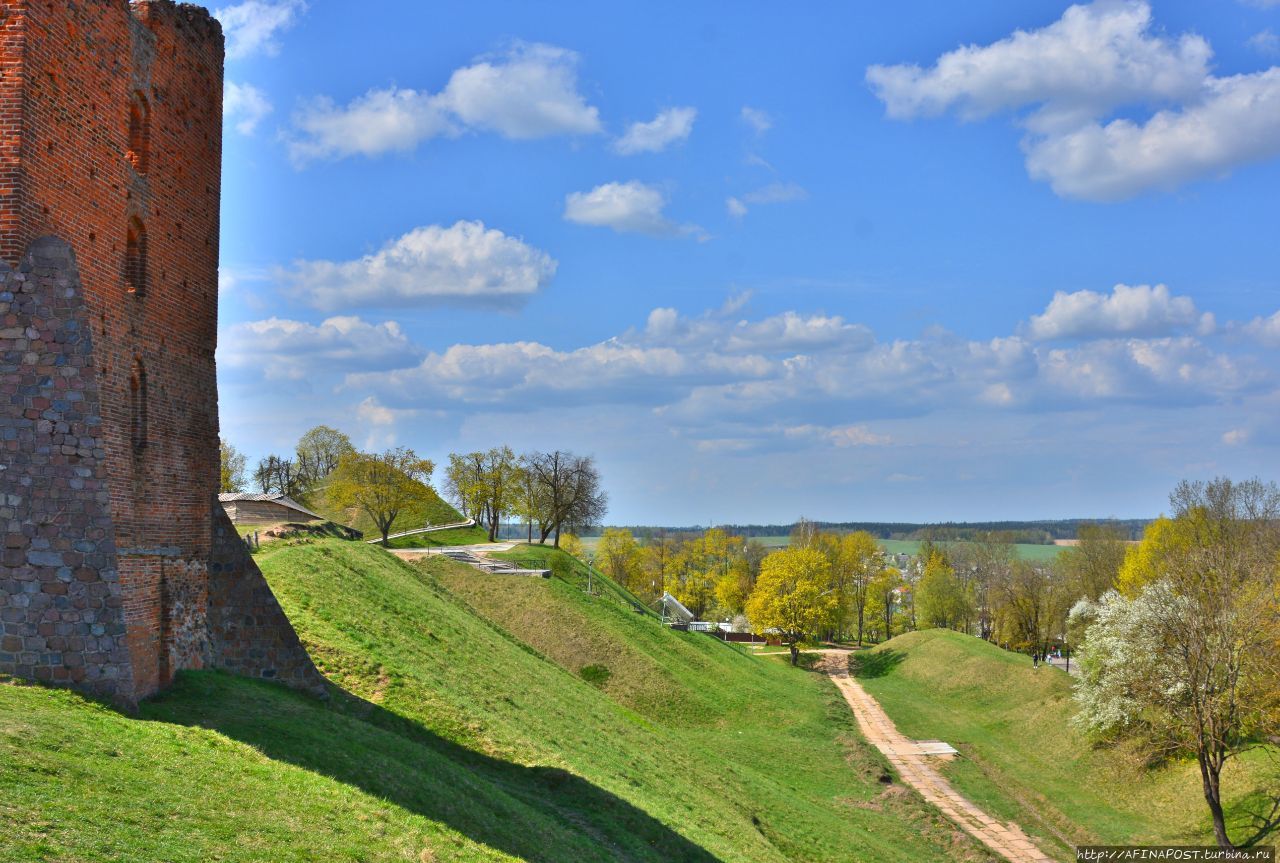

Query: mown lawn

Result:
[852,629,1279,860]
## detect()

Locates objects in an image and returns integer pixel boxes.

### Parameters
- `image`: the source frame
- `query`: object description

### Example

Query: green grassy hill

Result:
[852,629,1279,860]
[0,539,998,862]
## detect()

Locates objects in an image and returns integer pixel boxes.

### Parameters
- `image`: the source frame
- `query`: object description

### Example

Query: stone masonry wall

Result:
[207,508,326,696]
[0,237,133,699]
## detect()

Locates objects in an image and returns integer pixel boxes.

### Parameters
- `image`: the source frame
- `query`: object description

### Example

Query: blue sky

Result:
[214,0,1280,525]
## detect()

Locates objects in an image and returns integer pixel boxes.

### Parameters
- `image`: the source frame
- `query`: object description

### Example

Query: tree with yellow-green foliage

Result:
[828,531,880,645]
[559,533,585,561]
[328,447,435,547]
[865,567,903,643]
[745,546,837,665]
[597,527,641,593]
[1115,516,1192,596]
[219,437,247,494]
[915,548,970,631]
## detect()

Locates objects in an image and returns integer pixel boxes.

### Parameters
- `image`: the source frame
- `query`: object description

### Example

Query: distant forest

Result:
[560,519,1152,544]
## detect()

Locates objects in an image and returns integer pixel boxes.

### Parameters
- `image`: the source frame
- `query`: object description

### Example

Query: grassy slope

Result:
[386,525,491,548]
[257,539,994,863]
[0,677,555,863]
[853,629,1278,860]
[0,538,1008,863]
[0,537,1000,862]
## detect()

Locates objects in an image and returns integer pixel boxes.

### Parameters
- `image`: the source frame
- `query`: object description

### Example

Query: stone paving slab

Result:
[822,654,1056,863]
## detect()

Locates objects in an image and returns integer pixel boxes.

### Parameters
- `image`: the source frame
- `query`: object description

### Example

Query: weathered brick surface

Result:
[0,1,324,704]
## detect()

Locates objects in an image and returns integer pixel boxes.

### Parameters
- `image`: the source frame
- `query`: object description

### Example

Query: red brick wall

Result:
[0,1,324,703]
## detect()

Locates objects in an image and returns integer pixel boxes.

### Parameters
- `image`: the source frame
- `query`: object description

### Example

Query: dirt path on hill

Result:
[820,653,1056,863]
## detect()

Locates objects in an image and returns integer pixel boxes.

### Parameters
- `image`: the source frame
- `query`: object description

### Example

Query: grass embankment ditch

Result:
[852,629,1279,860]
[2,538,998,862]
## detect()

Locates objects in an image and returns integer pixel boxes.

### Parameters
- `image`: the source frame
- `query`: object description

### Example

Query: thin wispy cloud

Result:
[726,182,808,219]
[614,107,697,155]
[214,0,307,60]
[1248,29,1280,56]
[223,81,273,134]
[740,106,773,135]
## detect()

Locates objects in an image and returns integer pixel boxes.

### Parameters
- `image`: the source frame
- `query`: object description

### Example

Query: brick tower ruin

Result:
[0,0,324,704]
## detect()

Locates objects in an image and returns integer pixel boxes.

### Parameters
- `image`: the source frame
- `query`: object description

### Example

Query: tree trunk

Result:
[857,607,865,646]
[1198,749,1234,848]
[527,520,532,543]
[380,528,389,547]
[789,641,799,666]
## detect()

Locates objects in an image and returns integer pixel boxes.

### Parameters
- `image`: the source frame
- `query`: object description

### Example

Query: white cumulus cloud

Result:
[439,43,602,139]
[867,1,1280,201]
[288,88,455,163]
[1025,68,1280,200]
[1025,283,1212,340]
[214,0,307,60]
[283,221,558,311]
[223,81,273,134]
[287,42,600,164]
[613,107,697,155]
[221,316,418,380]
[1242,310,1280,347]
[564,181,687,236]
[867,2,1208,130]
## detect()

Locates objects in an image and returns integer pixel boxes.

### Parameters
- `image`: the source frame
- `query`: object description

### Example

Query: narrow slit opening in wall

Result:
[130,359,148,453]
[126,219,147,296]
[128,92,150,174]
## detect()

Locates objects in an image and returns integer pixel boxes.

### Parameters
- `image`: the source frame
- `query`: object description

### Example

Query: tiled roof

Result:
[217,493,324,521]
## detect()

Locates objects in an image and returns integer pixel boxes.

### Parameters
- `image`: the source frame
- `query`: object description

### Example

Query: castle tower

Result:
[0,0,323,704]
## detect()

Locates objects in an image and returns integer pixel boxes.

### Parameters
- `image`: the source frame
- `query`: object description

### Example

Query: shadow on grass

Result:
[143,672,722,863]
[1234,790,1280,848]
[849,650,905,679]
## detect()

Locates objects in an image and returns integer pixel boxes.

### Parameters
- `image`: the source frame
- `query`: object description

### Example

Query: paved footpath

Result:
[822,654,1056,863]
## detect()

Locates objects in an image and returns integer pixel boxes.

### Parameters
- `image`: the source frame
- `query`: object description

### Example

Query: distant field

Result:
[878,538,1063,563]
[580,533,1062,562]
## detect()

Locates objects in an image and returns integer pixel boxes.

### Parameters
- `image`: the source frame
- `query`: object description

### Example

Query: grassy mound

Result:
[852,629,1279,859]
[0,539,1000,861]
[310,479,465,540]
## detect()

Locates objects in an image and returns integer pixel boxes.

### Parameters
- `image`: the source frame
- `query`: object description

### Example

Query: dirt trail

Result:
[821,653,1056,863]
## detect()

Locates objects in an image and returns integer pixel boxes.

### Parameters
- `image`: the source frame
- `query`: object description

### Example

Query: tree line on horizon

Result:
[574,518,1149,544]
